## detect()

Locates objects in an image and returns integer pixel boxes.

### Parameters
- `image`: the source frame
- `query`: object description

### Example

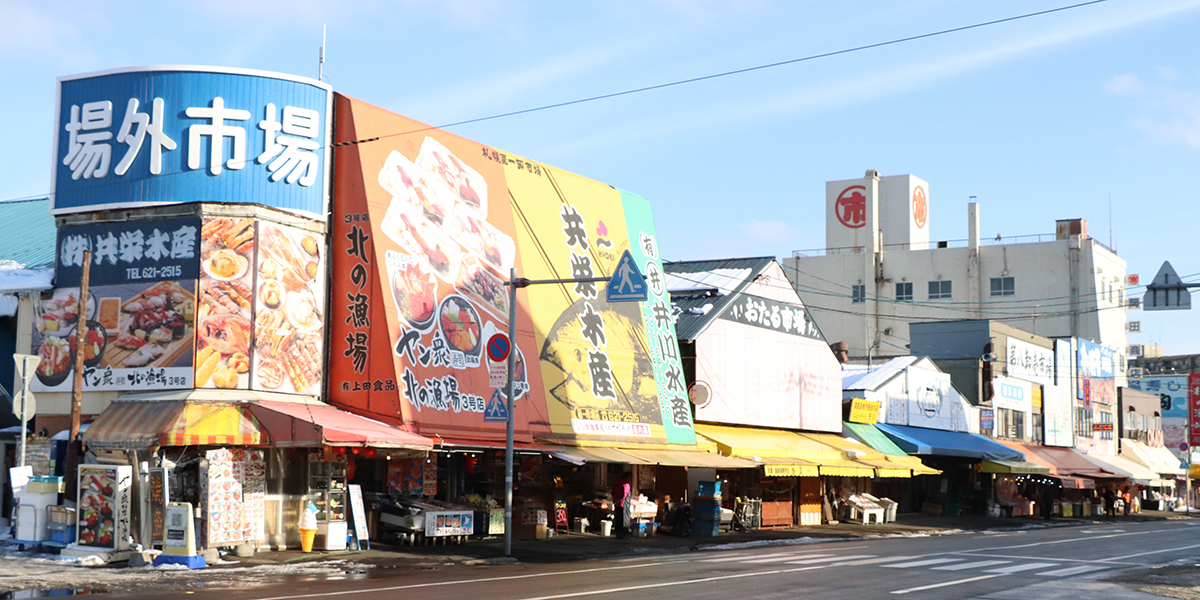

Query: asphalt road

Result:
[137,521,1200,600]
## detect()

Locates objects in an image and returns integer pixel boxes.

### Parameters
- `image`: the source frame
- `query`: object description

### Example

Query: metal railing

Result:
[790,232,1117,259]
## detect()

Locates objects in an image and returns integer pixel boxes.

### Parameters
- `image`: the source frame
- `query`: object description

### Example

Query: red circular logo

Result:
[913,186,927,229]
[836,186,867,229]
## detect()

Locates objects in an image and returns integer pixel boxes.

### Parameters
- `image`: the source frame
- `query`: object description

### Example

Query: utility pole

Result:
[70,250,91,443]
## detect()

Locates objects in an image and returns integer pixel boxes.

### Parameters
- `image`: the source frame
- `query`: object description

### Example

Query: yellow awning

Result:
[695,423,830,459]
[799,432,911,478]
[980,459,1051,474]
[756,456,820,477]
[888,455,942,475]
[851,456,912,478]
[818,457,877,477]
[697,424,910,477]
[549,445,757,468]
[164,402,268,446]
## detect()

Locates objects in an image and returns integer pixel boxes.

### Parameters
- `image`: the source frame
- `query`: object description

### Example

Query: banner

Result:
[1076,339,1115,405]
[328,95,694,446]
[1191,374,1200,448]
[1006,338,1054,386]
[1128,375,1189,458]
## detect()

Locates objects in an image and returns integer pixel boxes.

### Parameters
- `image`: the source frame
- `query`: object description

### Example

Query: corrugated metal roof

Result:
[843,356,918,390]
[663,256,775,341]
[0,198,56,269]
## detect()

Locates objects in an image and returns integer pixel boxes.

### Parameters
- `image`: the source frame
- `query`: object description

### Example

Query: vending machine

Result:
[308,452,348,550]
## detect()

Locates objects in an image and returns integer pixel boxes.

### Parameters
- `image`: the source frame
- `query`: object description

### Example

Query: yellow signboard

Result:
[764,464,819,477]
[848,398,882,424]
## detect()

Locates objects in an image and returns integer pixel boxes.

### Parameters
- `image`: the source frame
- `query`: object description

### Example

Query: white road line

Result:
[832,556,921,566]
[1037,565,1112,577]
[951,552,1136,564]
[251,561,673,600]
[1099,542,1200,559]
[931,560,1011,571]
[890,574,1001,595]
[884,558,966,568]
[513,564,835,600]
[958,527,1172,553]
[750,553,836,564]
[983,562,1060,574]
[699,551,823,563]
[785,555,874,565]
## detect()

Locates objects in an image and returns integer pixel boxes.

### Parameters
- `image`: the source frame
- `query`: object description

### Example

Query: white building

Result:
[784,170,1128,364]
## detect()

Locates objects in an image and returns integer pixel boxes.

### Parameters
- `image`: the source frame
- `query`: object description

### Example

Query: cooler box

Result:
[697,481,722,499]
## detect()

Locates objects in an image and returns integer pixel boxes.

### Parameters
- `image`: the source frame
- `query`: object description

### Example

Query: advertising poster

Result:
[195,217,256,389]
[1191,374,1200,448]
[35,218,201,392]
[905,367,972,432]
[251,222,326,394]
[1128,375,1190,457]
[1042,383,1074,447]
[328,94,695,447]
[77,465,131,549]
[232,449,266,542]
[1006,338,1054,386]
[1076,339,1115,405]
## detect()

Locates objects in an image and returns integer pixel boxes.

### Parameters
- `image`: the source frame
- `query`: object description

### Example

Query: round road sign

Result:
[487,333,511,363]
[1181,442,1190,452]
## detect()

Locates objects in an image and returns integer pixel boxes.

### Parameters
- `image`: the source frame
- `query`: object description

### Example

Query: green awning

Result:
[843,422,908,457]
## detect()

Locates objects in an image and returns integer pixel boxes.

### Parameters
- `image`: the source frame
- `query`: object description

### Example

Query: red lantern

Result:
[350,447,362,455]
[364,448,377,459]
[333,446,347,456]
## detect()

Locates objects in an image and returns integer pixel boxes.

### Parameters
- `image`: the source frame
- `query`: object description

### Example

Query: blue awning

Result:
[876,424,1025,461]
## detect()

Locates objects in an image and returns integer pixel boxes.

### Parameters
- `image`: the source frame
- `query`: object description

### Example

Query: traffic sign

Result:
[12,354,41,418]
[1181,442,1190,452]
[483,389,508,423]
[486,333,511,363]
[606,250,648,303]
[1144,261,1199,311]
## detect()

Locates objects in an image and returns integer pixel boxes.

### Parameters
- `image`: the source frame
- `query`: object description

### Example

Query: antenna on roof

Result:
[318,25,326,82]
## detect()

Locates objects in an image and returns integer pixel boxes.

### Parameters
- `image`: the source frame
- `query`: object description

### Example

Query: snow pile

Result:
[0,260,54,293]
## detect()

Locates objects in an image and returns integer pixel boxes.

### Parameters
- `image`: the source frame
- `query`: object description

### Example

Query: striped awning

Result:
[84,401,269,449]
[84,401,184,449]
[162,403,268,446]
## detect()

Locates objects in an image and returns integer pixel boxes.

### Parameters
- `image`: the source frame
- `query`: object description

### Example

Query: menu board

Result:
[201,448,245,547]
[251,222,325,394]
[348,484,370,546]
[233,449,266,542]
[76,465,132,550]
[387,455,437,496]
[148,468,168,545]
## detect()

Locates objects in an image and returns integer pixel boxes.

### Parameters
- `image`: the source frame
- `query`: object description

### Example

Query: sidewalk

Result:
[221,510,1191,568]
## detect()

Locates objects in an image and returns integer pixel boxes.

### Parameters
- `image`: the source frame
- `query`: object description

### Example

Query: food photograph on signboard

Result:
[252,222,326,395]
[195,217,256,389]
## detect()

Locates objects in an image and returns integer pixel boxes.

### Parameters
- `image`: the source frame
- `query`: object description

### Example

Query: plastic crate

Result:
[48,506,76,527]
[692,499,722,519]
[693,518,721,536]
[697,481,722,499]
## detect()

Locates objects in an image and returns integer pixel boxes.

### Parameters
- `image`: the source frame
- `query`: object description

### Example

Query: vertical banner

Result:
[1190,374,1200,448]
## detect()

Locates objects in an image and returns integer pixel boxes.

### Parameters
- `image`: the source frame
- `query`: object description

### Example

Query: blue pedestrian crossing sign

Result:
[606,250,648,302]
[484,389,509,422]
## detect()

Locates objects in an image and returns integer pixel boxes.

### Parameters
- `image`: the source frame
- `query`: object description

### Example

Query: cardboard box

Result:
[514,523,547,540]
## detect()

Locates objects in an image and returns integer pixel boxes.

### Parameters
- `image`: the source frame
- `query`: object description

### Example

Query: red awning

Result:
[998,440,1120,479]
[250,401,432,451]
[1056,475,1096,490]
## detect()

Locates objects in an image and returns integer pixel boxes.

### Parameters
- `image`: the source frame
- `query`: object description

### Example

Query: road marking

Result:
[951,552,1135,564]
[931,560,1011,571]
[750,553,836,564]
[699,551,826,563]
[884,558,965,568]
[785,555,874,565]
[512,564,837,600]
[1100,542,1200,561]
[958,526,1182,554]
[832,556,921,566]
[1036,565,1111,577]
[890,574,1001,595]
[983,562,1060,574]
[1082,528,1124,533]
[251,561,676,600]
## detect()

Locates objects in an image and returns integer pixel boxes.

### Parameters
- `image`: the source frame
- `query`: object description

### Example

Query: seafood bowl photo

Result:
[35,335,73,387]
[36,289,96,336]
[389,262,438,330]
[454,256,509,322]
[437,295,482,357]
[68,320,107,368]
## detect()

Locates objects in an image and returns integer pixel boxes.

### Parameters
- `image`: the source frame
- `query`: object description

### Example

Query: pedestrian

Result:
[1122,487,1131,516]
[612,471,632,539]
[1041,482,1057,521]
[1102,486,1116,520]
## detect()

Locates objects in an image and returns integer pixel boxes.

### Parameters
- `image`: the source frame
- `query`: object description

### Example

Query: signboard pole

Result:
[70,250,92,444]
[13,354,40,469]
[503,268,518,557]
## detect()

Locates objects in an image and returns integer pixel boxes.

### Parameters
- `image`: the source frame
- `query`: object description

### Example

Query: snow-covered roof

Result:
[842,356,919,391]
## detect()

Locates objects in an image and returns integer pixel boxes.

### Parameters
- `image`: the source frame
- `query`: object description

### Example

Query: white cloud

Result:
[1156,65,1181,81]
[1104,73,1144,96]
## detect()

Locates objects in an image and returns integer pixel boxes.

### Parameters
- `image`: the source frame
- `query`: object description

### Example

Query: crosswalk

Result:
[696,549,1112,578]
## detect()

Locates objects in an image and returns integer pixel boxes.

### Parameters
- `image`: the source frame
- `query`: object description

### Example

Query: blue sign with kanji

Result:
[606,249,648,302]
[483,389,508,422]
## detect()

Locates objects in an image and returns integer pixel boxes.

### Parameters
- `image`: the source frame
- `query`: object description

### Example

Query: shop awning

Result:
[84,400,269,450]
[162,402,268,446]
[887,455,942,476]
[843,422,941,476]
[1057,475,1095,489]
[876,424,1024,461]
[798,432,911,478]
[1081,452,1162,485]
[550,446,758,468]
[695,424,903,478]
[1121,438,1186,477]
[250,401,433,452]
[84,401,186,450]
[980,459,1051,474]
[756,456,820,478]
[997,441,1117,479]
[694,423,821,459]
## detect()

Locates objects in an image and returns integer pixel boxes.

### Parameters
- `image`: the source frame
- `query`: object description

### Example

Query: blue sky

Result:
[3,0,1200,354]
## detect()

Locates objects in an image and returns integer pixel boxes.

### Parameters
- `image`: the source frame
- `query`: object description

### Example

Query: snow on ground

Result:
[0,544,376,594]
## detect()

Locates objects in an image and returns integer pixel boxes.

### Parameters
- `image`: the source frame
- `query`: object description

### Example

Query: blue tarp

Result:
[876,424,1025,461]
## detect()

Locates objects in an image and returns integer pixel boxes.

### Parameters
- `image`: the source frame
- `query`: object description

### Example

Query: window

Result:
[1032,413,1044,444]
[1075,406,1093,438]
[896,282,913,301]
[851,284,866,304]
[1099,410,1113,440]
[990,276,1015,297]
[1013,410,1025,440]
[928,280,952,299]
